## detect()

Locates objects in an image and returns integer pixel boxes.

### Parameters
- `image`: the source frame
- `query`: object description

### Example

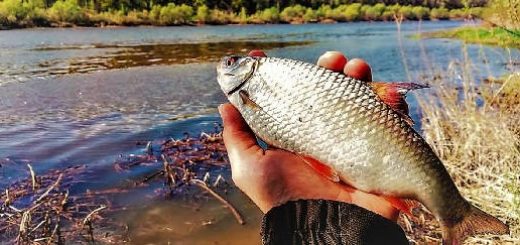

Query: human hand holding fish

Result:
[217,49,509,244]
[219,50,400,221]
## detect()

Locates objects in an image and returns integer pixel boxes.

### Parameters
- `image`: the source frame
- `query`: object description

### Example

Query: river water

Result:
[0,21,517,244]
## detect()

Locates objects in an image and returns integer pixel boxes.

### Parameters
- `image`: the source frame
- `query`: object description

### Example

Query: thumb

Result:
[219,103,261,157]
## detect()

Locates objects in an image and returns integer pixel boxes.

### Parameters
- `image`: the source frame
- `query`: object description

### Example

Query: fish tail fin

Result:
[441,205,509,244]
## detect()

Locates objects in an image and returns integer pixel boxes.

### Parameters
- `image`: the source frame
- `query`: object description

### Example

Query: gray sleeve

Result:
[261,200,409,245]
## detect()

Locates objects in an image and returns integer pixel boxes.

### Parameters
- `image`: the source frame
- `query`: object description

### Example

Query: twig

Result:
[138,170,164,184]
[145,141,153,156]
[47,222,60,245]
[394,12,411,81]
[83,205,107,243]
[190,179,244,225]
[5,189,11,206]
[82,205,107,225]
[35,174,63,203]
[27,164,39,191]
[162,154,176,187]
[212,174,225,187]
[18,210,31,242]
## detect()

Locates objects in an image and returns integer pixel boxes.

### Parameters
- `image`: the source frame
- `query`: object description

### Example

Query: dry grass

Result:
[408,48,520,244]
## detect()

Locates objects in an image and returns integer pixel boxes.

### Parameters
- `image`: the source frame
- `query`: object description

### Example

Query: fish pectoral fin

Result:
[239,90,261,110]
[299,155,340,182]
[369,82,428,126]
[382,196,418,217]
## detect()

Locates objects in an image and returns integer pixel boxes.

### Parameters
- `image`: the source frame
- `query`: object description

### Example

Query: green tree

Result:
[195,4,208,23]
[238,6,246,23]
[412,6,429,20]
[343,3,362,21]
[303,7,316,22]
[48,0,85,22]
[430,6,449,19]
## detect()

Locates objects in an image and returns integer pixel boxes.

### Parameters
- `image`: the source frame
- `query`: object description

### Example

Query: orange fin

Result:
[382,196,417,217]
[339,182,356,193]
[299,155,340,182]
[369,82,428,126]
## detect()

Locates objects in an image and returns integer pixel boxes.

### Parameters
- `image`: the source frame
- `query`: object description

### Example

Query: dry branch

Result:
[190,179,245,225]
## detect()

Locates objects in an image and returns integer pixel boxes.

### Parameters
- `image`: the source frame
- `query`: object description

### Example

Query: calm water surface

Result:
[0,21,517,244]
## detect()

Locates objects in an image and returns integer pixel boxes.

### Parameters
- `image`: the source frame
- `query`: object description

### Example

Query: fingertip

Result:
[219,103,240,127]
[249,50,267,57]
[317,51,347,72]
[344,58,372,82]
[219,103,259,153]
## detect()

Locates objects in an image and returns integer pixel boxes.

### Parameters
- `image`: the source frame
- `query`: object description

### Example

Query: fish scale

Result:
[217,56,509,243]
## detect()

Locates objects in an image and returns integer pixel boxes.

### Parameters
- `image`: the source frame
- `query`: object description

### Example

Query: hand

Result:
[219,50,399,221]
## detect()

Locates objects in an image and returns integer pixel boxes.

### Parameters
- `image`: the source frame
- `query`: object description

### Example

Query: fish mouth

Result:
[226,59,258,96]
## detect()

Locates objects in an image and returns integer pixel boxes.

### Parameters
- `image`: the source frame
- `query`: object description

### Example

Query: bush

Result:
[398,5,414,19]
[449,8,465,19]
[0,0,31,21]
[258,6,279,23]
[280,4,305,22]
[238,7,247,23]
[343,3,362,21]
[467,7,483,19]
[412,6,429,20]
[381,4,399,20]
[159,3,193,25]
[149,5,161,21]
[316,4,331,19]
[303,8,316,22]
[208,9,236,24]
[363,3,385,20]
[47,0,86,23]
[195,4,209,23]
[122,10,146,25]
[431,7,449,20]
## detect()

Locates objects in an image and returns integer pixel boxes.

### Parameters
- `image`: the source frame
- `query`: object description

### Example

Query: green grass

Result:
[420,26,520,48]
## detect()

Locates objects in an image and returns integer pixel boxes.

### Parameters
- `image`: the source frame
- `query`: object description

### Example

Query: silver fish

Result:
[216,56,509,244]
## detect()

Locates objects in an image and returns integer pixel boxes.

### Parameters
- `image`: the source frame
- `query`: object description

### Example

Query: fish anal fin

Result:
[382,196,417,217]
[369,82,428,126]
[299,155,340,182]
[441,205,509,244]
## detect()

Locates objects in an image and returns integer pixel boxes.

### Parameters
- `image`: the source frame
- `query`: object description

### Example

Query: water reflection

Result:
[5,41,310,81]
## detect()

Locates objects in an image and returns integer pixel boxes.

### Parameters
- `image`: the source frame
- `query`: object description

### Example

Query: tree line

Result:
[0,0,488,28]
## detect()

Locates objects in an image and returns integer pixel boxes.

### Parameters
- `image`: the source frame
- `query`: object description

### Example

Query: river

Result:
[0,21,517,244]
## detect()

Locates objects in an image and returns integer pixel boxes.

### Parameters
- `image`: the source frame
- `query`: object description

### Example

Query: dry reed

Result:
[405,46,520,244]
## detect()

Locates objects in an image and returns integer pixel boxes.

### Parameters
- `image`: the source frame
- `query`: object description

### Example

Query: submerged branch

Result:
[190,179,245,225]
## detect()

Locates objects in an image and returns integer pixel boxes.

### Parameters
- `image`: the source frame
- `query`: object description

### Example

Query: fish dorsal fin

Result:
[368,82,428,126]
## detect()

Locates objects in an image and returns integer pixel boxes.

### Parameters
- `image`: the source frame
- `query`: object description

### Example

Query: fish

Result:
[216,55,509,244]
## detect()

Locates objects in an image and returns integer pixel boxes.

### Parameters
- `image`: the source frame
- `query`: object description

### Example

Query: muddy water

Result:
[0,21,518,244]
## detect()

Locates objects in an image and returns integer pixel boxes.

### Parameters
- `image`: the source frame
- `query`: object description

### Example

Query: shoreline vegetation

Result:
[420,26,520,48]
[419,0,520,49]
[0,0,486,29]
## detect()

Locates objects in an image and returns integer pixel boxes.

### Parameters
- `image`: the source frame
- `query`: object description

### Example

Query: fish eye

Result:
[226,57,237,67]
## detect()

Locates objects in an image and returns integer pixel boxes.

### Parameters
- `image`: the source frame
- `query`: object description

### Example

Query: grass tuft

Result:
[412,51,520,243]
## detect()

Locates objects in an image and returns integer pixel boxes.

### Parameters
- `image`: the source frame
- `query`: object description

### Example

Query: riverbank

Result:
[0,1,483,30]
[420,25,520,48]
